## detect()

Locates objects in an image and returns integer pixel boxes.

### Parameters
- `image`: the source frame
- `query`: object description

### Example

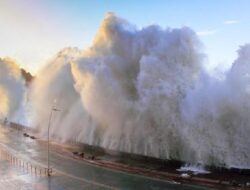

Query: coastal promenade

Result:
[0,125,216,190]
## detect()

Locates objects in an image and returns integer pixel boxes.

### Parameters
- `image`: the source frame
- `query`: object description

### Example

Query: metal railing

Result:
[0,146,52,176]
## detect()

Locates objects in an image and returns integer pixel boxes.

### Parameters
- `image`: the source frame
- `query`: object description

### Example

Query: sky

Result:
[0,0,249,74]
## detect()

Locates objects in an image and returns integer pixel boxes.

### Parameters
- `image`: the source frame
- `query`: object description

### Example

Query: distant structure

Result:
[21,68,33,86]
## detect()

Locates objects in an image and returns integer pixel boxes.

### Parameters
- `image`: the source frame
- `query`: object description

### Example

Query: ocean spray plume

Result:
[182,44,250,168]
[32,13,204,159]
[0,58,25,120]
[30,13,250,168]
[71,13,204,160]
[30,48,82,135]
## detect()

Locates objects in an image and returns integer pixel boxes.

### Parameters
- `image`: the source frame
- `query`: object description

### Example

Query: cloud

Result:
[224,20,239,25]
[197,29,217,36]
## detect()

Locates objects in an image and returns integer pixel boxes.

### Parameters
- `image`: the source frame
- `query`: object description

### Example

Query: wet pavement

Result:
[0,125,215,190]
[0,160,106,190]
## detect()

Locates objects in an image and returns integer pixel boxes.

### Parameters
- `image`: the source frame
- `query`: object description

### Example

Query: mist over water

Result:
[2,13,250,168]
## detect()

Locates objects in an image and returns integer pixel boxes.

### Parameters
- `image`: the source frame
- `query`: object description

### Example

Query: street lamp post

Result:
[47,107,60,176]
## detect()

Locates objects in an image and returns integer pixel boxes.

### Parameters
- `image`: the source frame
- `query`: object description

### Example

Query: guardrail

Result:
[0,145,52,176]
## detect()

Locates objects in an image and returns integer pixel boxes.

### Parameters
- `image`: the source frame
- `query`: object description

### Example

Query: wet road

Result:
[0,125,215,190]
[0,160,105,190]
